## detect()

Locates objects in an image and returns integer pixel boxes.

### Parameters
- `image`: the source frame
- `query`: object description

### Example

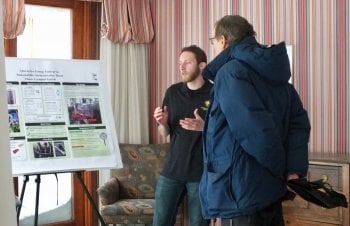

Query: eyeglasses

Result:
[209,37,216,45]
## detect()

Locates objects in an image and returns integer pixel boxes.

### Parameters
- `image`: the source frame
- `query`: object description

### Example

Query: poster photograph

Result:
[5,57,122,175]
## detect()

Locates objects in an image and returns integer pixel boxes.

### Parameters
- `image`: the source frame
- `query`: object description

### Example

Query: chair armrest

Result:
[97,177,120,205]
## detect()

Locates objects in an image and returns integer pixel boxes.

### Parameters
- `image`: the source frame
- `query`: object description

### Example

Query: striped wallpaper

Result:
[149,0,350,154]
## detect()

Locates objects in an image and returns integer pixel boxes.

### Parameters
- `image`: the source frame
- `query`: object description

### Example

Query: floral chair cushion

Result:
[98,143,183,225]
[111,143,168,199]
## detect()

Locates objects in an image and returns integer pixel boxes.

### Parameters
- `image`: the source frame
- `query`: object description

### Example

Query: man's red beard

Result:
[181,67,200,83]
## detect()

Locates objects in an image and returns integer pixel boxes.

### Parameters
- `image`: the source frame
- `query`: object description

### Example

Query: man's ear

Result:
[219,35,228,48]
[199,62,206,70]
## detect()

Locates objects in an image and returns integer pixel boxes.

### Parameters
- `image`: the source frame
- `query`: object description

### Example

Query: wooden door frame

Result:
[5,1,101,225]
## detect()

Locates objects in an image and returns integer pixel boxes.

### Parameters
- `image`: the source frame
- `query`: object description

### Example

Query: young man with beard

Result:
[153,45,212,226]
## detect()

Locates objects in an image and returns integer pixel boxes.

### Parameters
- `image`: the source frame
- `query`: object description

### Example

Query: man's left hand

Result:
[179,109,204,131]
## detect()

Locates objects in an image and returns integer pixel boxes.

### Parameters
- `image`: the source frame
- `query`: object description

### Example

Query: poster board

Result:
[5,57,122,175]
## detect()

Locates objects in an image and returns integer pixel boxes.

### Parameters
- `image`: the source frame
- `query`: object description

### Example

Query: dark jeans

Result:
[153,175,208,226]
[220,200,285,226]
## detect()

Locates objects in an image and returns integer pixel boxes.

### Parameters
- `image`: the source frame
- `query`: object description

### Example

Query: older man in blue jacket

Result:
[199,15,311,226]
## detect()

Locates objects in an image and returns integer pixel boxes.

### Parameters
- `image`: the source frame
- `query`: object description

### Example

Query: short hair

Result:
[181,45,207,64]
[214,15,256,45]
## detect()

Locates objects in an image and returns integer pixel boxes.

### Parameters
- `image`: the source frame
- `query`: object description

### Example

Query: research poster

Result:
[5,57,122,175]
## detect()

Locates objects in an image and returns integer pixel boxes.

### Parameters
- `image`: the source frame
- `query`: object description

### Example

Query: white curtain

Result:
[98,38,150,182]
[0,1,18,225]
[100,38,149,144]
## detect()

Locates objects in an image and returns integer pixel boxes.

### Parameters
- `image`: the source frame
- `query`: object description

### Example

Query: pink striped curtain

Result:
[150,0,350,154]
[78,0,102,2]
[101,0,154,44]
[3,0,25,39]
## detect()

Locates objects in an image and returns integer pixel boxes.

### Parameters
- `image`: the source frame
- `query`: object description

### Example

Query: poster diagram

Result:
[5,57,122,175]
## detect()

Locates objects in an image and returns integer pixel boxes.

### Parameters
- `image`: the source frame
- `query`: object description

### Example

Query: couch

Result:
[97,143,185,226]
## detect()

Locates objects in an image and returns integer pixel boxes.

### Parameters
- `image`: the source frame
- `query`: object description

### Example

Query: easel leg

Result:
[34,175,41,226]
[17,175,29,223]
[74,171,107,226]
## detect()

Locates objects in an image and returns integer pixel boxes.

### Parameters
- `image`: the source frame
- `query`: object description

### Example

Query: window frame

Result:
[5,0,101,225]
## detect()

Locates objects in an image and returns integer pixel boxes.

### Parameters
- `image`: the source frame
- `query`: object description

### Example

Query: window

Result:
[7,1,101,225]
[17,4,73,225]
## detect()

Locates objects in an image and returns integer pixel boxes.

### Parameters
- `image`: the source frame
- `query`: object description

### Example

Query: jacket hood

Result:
[203,36,291,84]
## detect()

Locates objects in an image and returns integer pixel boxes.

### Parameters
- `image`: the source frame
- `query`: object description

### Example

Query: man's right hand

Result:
[154,106,168,126]
[154,106,170,137]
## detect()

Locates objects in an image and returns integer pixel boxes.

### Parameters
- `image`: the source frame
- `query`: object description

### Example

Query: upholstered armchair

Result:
[97,143,184,226]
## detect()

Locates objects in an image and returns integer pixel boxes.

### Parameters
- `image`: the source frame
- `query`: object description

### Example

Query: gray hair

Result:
[214,15,256,45]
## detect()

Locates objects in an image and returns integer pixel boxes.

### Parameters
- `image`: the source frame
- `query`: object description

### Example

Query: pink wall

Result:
[150,0,350,154]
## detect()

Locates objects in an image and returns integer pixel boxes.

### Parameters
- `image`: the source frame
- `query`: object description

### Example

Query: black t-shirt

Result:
[161,79,212,182]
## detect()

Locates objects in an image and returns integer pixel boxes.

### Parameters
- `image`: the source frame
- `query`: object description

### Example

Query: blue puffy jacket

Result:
[200,36,311,219]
